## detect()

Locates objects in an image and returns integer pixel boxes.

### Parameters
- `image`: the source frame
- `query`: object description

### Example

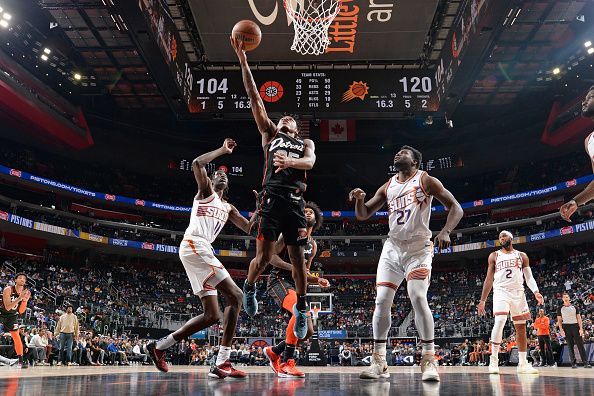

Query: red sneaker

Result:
[209,360,247,379]
[278,359,305,378]
[147,342,169,373]
[264,346,282,374]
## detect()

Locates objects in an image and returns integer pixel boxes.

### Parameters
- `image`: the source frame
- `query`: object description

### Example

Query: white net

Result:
[284,0,341,56]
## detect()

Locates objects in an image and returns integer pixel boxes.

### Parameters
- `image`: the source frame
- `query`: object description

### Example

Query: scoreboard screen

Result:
[187,70,439,117]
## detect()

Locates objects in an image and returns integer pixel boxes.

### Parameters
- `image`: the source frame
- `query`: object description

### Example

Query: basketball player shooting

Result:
[263,201,330,378]
[559,85,594,222]
[478,230,543,375]
[0,273,31,368]
[147,138,252,379]
[350,146,463,381]
[230,36,316,340]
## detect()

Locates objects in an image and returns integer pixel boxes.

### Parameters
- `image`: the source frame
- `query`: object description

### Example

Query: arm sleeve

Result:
[522,267,539,293]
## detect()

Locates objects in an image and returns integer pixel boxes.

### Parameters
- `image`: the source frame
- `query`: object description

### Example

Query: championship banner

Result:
[33,222,68,236]
[79,232,108,244]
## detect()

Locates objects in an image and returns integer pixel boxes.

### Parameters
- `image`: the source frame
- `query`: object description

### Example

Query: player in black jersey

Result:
[263,201,330,378]
[1,273,31,368]
[231,36,317,340]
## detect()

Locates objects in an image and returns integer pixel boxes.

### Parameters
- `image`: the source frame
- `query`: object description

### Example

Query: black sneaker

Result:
[585,364,592,368]
[572,363,578,369]
[21,361,29,369]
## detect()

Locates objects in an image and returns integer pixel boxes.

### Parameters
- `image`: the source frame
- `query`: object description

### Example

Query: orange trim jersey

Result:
[493,249,524,292]
[587,131,594,163]
[184,193,230,243]
[386,170,432,241]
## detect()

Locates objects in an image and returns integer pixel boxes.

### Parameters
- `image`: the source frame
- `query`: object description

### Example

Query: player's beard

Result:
[306,218,316,228]
[501,240,511,249]
[393,159,411,171]
[582,105,594,118]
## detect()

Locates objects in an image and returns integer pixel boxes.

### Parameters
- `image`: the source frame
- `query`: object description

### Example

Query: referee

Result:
[556,293,592,368]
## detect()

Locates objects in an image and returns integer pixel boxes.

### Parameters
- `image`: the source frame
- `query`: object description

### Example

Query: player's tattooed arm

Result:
[423,174,463,249]
[273,139,316,172]
[192,138,236,199]
[230,36,276,145]
[349,182,388,221]
[477,252,496,316]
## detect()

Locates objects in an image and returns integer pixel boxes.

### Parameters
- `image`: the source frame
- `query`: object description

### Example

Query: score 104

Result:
[177,160,244,176]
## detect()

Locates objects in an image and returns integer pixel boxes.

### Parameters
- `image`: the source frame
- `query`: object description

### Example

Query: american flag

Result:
[300,120,310,139]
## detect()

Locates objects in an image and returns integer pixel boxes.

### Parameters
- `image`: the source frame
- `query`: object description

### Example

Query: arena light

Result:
[74,72,82,80]
[0,19,7,28]
[43,47,51,55]
[40,54,48,61]
[588,48,594,55]
[585,41,592,48]
[552,67,560,75]
[2,13,11,21]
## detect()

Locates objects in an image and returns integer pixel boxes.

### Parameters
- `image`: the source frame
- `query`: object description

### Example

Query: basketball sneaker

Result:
[292,304,308,339]
[8,358,18,366]
[359,353,389,379]
[264,346,282,375]
[517,362,539,374]
[208,360,247,379]
[147,342,169,373]
[278,359,305,378]
[488,356,500,374]
[243,280,258,317]
[420,353,440,382]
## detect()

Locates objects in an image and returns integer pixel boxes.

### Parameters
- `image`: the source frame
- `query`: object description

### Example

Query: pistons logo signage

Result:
[259,81,284,103]
[135,199,146,206]
[9,169,22,178]
[104,194,116,201]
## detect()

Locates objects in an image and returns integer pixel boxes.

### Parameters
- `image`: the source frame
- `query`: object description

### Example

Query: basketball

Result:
[232,20,261,51]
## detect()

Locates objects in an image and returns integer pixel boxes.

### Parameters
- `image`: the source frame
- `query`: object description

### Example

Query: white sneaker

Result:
[360,353,389,379]
[8,358,18,366]
[489,356,499,374]
[517,363,539,375]
[421,353,440,382]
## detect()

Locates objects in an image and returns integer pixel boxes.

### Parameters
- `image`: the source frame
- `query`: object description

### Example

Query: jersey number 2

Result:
[505,269,512,279]
[396,209,411,225]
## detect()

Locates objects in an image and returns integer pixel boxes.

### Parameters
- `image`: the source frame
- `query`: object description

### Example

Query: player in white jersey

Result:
[148,138,253,379]
[478,230,544,375]
[350,145,463,381]
[560,85,594,221]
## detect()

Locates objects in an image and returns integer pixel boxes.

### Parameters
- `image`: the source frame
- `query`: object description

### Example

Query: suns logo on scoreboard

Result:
[342,81,369,102]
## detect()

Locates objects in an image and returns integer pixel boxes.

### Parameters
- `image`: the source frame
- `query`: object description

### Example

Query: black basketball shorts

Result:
[0,314,18,332]
[267,272,295,310]
[253,189,307,246]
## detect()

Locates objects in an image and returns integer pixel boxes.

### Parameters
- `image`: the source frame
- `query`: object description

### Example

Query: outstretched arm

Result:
[349,182,388,221]
[478,252,496,316]
[422,174,463,249]
[560,135,594,221]
[227,204,252,234]
[191,138,236,199]
[230,37,276,146]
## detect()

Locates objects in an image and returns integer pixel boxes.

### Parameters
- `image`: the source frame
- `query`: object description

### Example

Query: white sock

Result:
[374,343,387,359]
[422,342,435,356]
[519,351,527,365]
[216,346,231,366]
[155,334,176,351]
[491,343,500,356]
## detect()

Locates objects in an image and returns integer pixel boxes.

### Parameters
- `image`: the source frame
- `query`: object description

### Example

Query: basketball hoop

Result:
[284,0,341,55]
[311,306,321,324]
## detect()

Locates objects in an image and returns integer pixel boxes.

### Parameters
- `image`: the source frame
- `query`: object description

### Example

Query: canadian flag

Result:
[320,120,356,142]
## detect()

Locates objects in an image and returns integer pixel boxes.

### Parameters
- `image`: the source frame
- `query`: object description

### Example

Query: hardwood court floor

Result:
[0,365,592,395]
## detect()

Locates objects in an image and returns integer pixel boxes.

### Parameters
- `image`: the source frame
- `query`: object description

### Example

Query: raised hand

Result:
[348,188,366,201]
[222,138,237,154]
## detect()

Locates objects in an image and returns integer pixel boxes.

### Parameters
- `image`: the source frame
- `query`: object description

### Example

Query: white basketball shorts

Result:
[179,237,230,298]
[493,288,531,322]
[376,238,434,290]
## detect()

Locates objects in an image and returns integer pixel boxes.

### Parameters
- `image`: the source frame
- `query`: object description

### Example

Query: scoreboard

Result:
[187,70,440,117]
